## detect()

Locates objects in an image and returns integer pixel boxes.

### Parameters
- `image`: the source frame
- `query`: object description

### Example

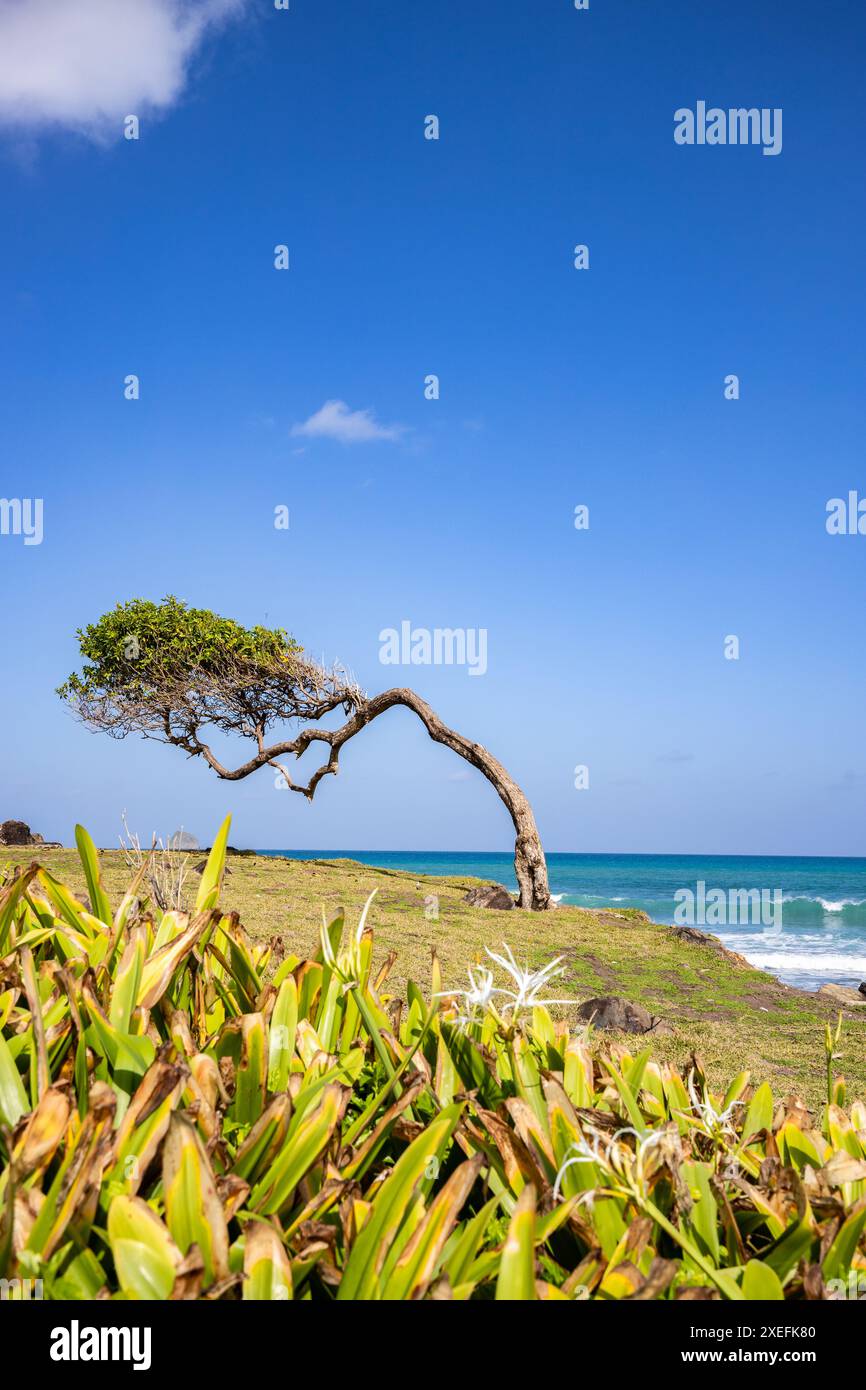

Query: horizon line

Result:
[247,848,866,863]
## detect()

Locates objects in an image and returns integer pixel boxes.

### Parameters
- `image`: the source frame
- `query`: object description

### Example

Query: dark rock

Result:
[0,820,59,848]
[0,819,41,846]
[859,982,866,998]
[462,883,515,911]
[575,995,673,1036]
[672,925,715,947]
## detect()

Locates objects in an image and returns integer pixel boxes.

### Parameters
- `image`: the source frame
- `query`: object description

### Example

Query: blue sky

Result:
[1,0,864,855]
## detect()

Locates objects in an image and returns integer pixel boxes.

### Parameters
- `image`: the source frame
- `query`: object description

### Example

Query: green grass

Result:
[5,845,863,1110]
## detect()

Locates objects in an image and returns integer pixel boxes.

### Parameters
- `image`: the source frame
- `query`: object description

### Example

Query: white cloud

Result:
[291,400,406,445]
[0,0,246,139]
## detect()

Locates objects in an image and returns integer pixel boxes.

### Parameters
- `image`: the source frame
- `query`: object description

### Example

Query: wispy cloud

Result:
[0,0,247,140]
[291,400,406,445]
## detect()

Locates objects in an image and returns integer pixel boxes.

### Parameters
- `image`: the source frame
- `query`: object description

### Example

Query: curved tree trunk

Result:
[356,689,552,910]
[188,684,553,910]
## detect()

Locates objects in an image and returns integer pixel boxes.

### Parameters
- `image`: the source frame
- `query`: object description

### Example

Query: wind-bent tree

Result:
[58,598,552,909]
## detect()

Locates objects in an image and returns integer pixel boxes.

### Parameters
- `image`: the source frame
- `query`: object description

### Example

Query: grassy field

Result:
[6,845,865,1110]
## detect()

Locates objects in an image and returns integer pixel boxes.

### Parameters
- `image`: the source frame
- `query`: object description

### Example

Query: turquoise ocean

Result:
[257,850,866,993]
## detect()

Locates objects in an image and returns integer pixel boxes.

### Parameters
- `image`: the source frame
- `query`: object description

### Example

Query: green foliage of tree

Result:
[57,595,299,703]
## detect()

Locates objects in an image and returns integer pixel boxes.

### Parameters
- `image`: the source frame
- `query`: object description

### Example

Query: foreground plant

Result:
[0,820,864,1301]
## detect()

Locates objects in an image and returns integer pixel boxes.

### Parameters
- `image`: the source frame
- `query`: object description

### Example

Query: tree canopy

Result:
[58,596,359,743]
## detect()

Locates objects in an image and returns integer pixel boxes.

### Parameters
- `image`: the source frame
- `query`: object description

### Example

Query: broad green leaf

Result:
[382,1157,484,1300]
[822,1199,866,1280]
[742,1259,785,1300]
[250,1084,346,1216]
[243,1220,293,1301]
[74,824,113,927]
[268,976,298,1094]
[163,1113,229,1287]
[722,1070,750,1111]
[444,1193,501,1290]
[50,1246,106,1300]
[232,1094,293,1184]
[26,1083,116,1259]
[739,1082,773,1149]
[194,814,232,913]
[233,1012,267,1126]
[108,1195,181,1300]
[496,1184,537,1301]
[339,1103,463,1300]
[136,911,213,1011]
[108,926,146,1034]
[683,1160,720,1266]
[762,1217,815,1282]
[0,1032,28,1127]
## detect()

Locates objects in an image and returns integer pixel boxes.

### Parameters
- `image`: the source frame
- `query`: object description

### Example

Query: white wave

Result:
[740,950,866,973]
[781,894,866,911]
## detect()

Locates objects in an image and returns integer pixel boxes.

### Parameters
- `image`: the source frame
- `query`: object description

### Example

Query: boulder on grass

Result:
[818,983,866,1008]
[0,820,43,846]
[575,995,673,1035]
[462,884,515,911]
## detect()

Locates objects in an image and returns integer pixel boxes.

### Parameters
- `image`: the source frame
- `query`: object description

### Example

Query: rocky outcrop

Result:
[168,831,199,851]
[0,819,41,845]
[575,995,673,1035]
[462,883,515,911]
[0,820,60,848]
[817,983,866,1008]
[669,924,751,968]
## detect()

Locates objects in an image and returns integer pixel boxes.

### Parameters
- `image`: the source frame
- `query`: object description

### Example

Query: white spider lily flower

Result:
[320,889,378,989]
[484,942,572,1015]
[436,964,496,1011]
[553,1127,669,1203]
[684,1076,744,1133]
[553,1134,609,1201]
[436,942,574,1028]
[435,963,498,1028]
[697,1097,744,1129]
